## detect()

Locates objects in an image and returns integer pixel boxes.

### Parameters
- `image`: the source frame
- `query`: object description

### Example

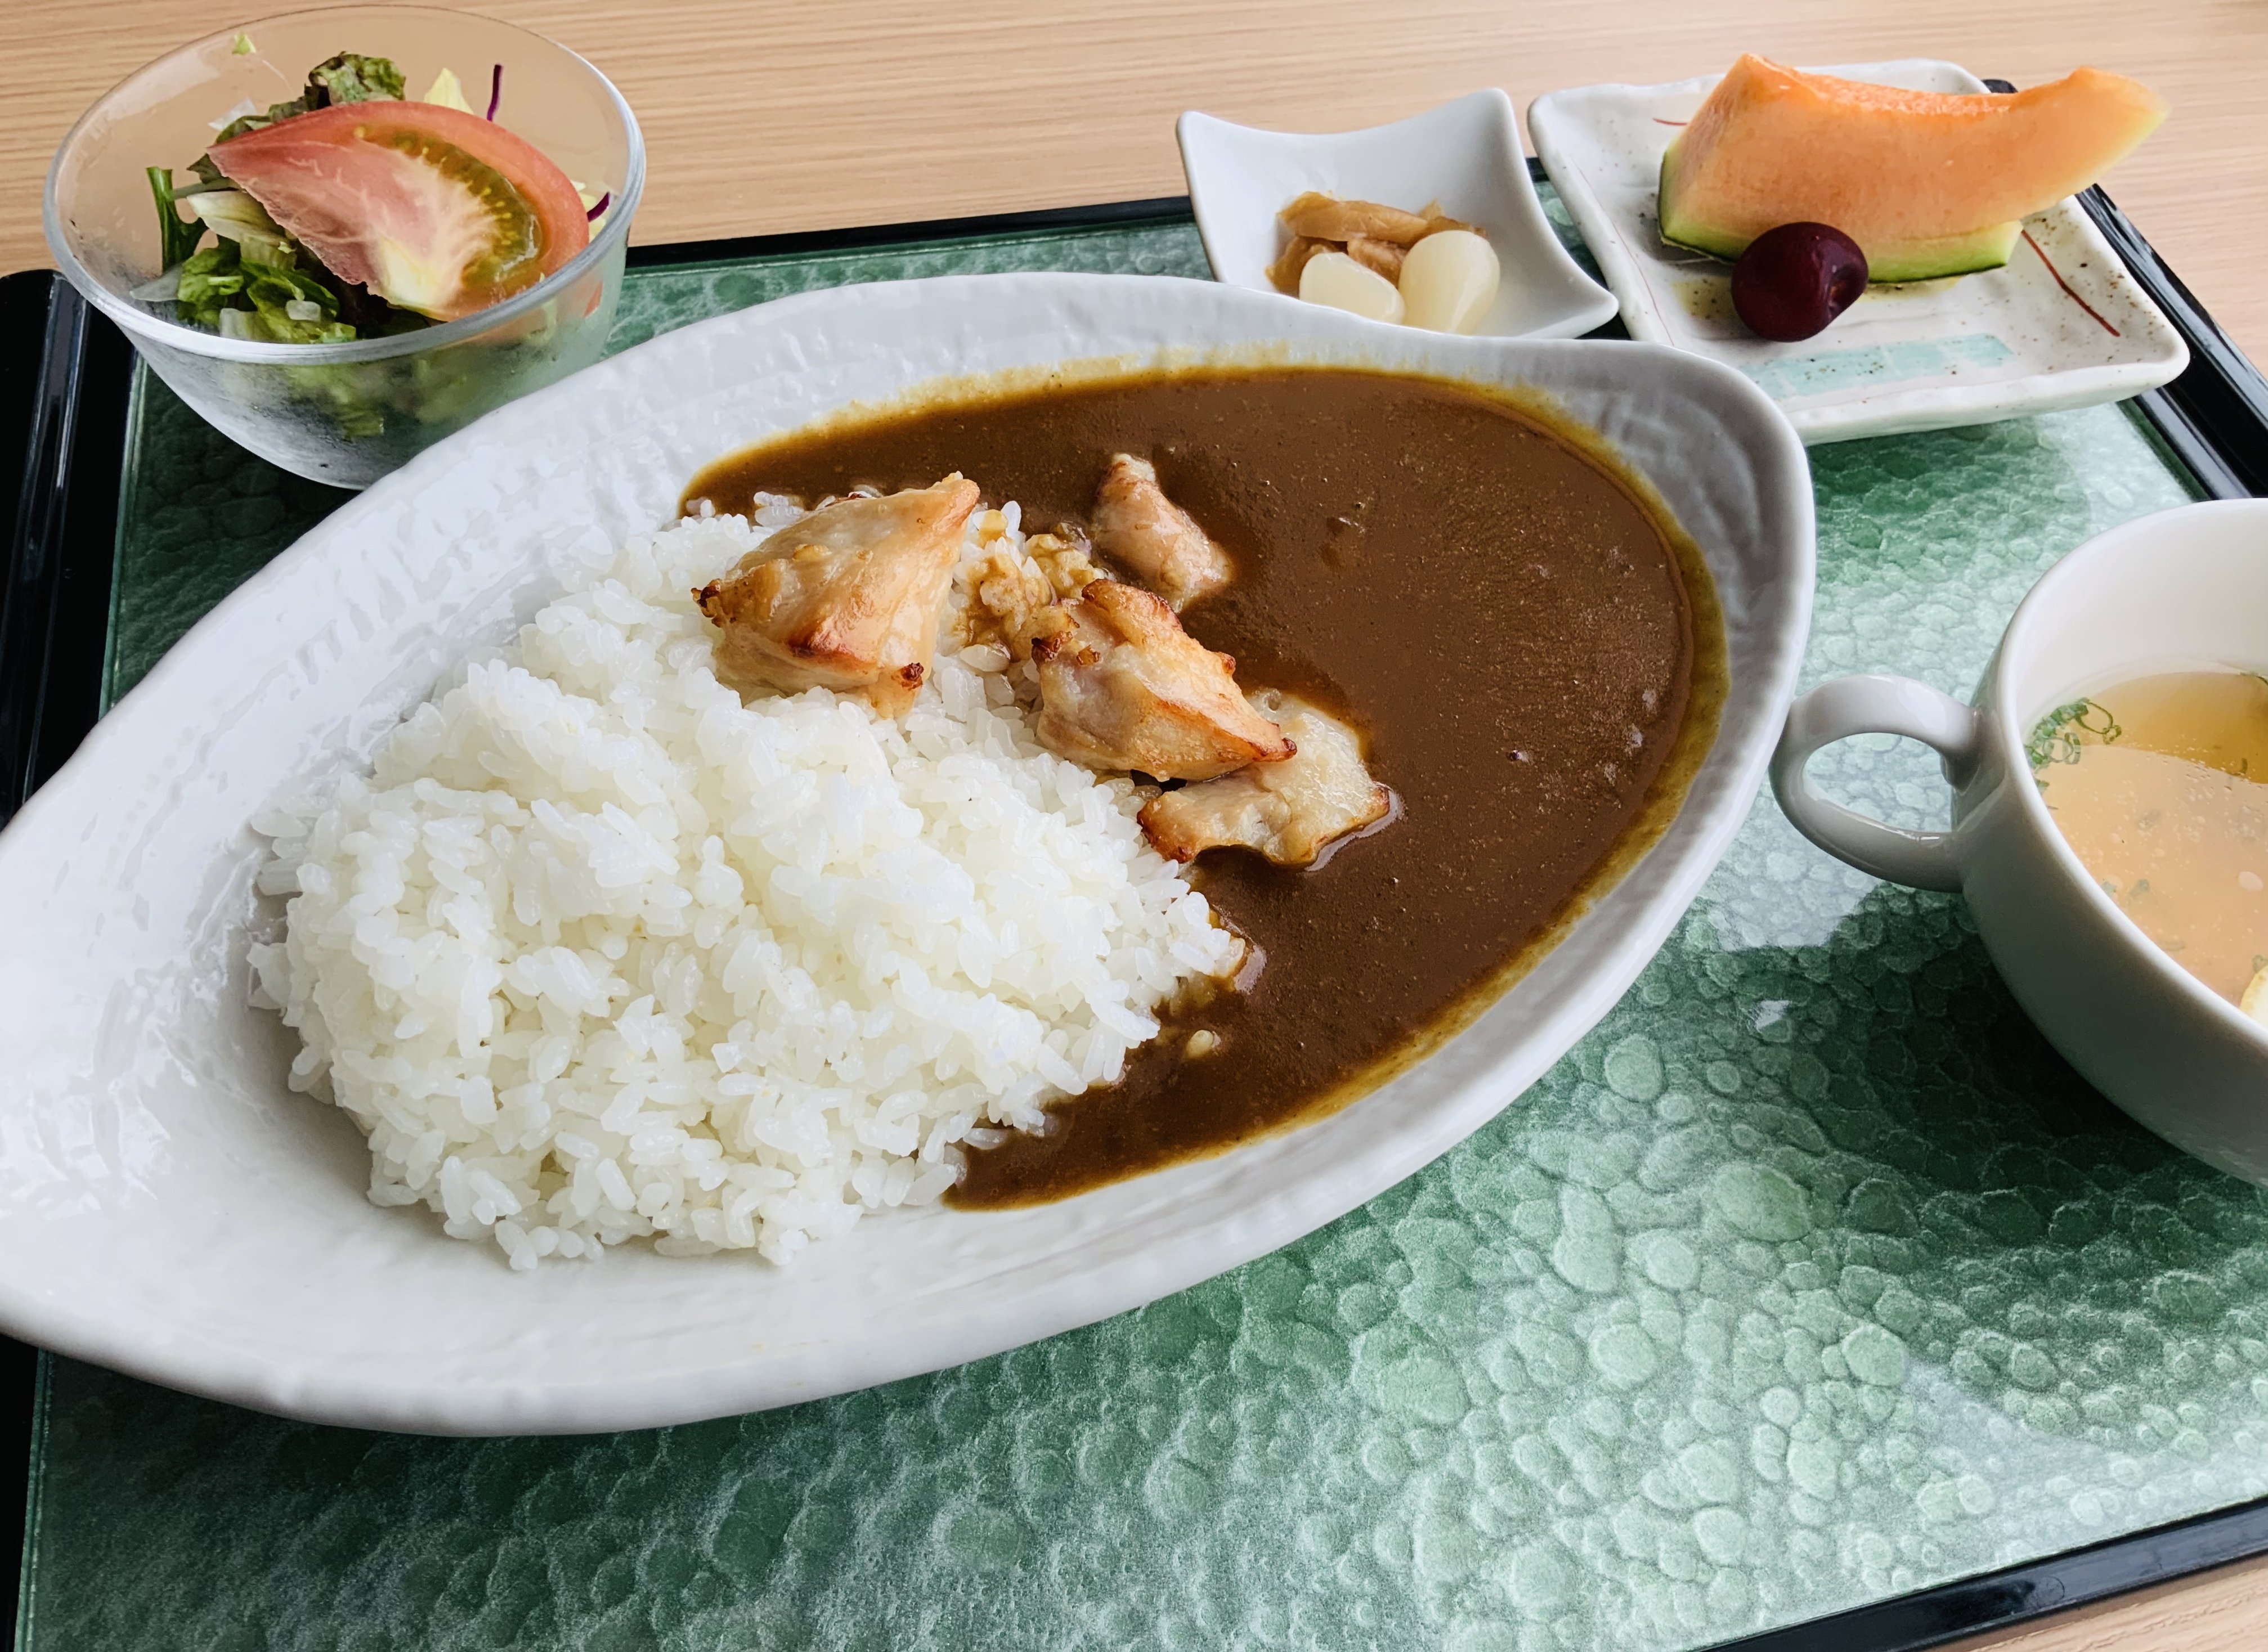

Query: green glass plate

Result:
[30,205,2267,1652]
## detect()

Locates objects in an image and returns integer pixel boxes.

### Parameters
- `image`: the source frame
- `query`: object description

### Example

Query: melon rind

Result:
[1850,223,2020,285]
[1657,147,2020,283]
[1649,55,2163,289]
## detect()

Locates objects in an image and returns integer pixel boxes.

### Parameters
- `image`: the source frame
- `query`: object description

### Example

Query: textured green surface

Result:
[38,212,2265,1652]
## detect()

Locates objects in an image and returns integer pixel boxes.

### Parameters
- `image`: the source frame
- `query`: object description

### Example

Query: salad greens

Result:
[205,50,406,152]
[304,52,407,108]
[172,242,355,343]
[139,46,605,458]
[145,167,204,270]
[149,51,430,345]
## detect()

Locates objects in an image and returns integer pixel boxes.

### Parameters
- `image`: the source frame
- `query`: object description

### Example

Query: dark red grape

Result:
[1731,223,1869,342]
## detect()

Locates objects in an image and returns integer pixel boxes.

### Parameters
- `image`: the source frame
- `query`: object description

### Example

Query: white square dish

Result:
[1528,61,2189,443]
[1177,89,1620,339]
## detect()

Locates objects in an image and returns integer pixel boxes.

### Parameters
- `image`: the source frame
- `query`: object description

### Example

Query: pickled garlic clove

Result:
[1397,230,1500,334]
[1299,250,1406,323]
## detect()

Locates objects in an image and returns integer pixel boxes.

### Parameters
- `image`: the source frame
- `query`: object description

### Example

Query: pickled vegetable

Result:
[1299,252,1405,324]
[1398,229,1500,334]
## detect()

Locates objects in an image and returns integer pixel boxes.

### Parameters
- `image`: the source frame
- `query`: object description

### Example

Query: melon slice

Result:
[1657,57,2166,282]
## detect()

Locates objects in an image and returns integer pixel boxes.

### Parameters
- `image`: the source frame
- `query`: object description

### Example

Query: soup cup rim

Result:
[1988,496,2268,1051]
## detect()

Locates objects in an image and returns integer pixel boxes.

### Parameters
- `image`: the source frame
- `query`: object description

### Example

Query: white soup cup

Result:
[1773,499,2268,1183]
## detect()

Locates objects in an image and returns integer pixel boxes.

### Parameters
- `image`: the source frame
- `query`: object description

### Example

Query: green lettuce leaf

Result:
[212,96,310,145]
[205,51,406,148]
[178,187,294,266]
[243,259,340,317]
[173,241,245,329]
[228,308,359,345]
[176,245,360,341]
[306,52,405,105]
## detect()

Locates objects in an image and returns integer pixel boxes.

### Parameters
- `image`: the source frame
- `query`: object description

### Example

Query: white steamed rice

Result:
[249,503,1242,1268]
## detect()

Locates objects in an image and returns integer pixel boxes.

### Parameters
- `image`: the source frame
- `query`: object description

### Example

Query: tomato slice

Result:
[209,102,591,322]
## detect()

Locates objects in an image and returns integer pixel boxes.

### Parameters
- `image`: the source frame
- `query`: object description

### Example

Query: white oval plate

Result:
[1529,61,2189,444]
[0,273,1812,1434]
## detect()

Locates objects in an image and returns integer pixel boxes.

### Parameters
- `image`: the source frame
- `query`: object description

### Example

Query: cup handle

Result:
[1770,675,1983,894]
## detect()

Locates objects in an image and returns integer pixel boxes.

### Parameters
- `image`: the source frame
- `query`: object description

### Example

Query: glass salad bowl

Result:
[44,6,644,489]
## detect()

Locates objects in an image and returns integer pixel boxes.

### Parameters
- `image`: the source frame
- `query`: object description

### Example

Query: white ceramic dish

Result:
[1529,61,2189,443]
[0,273,1812,1435]
[1774,500,2268,1182]
[1177,89,1619,339]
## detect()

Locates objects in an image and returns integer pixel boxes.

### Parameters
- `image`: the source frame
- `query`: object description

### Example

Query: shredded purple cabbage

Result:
[586,191,611,221]
[485,64,503,120]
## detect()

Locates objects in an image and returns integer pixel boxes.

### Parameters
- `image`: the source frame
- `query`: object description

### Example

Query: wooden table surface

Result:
[8,2,2268,1646]
[11,0,2268,360]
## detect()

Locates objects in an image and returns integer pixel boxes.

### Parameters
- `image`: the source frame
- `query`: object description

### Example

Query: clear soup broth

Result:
[2030,668,2268,1009]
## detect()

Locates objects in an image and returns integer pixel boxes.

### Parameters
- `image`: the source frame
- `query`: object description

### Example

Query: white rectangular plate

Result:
[1529,60,2189,443]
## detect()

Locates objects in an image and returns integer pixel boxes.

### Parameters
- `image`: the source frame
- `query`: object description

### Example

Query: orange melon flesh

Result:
[1658,56,2166,282]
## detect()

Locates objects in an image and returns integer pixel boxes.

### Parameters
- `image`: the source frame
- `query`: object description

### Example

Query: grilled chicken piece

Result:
[1033,580,1293,780]
[695,475,980,715]
[1140,692,1392,865]
[1091,455,1233,610]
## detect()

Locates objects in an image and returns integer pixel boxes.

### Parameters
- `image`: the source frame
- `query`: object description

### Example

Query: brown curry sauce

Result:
[683,368,1724,1206]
